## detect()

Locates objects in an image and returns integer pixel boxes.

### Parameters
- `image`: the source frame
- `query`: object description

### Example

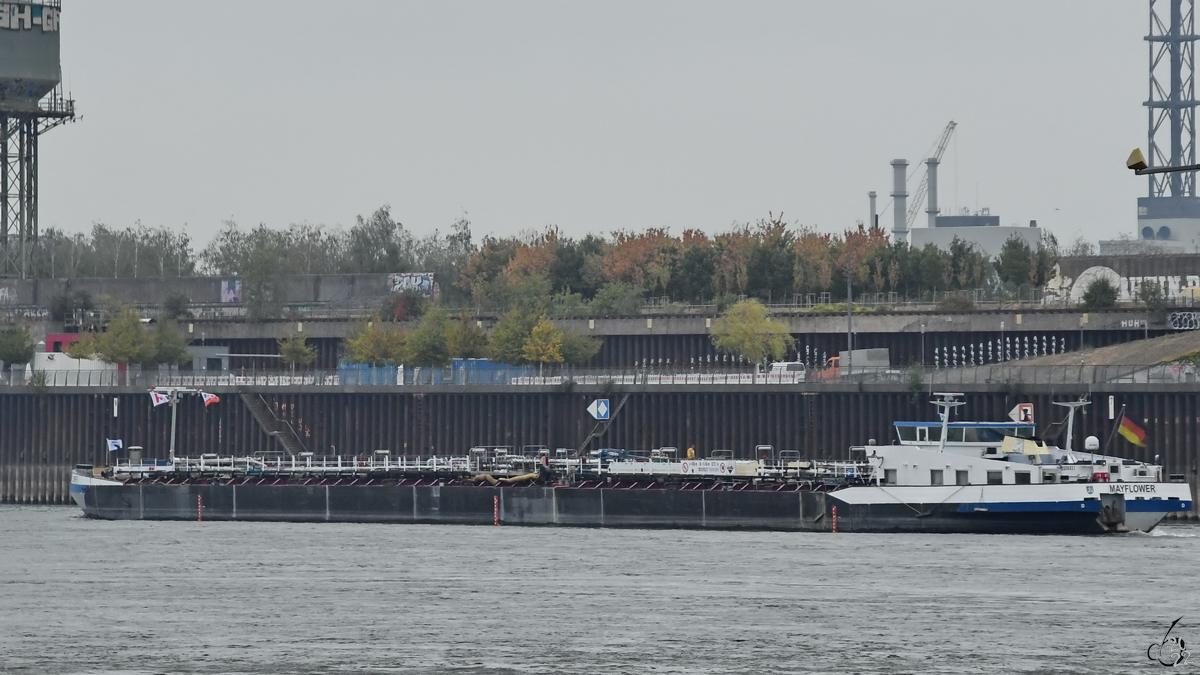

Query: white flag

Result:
[106,439,123,452]
[150,391,170,407]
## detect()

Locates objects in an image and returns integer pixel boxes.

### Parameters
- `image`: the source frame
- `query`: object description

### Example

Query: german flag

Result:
[1118,415,1148,447]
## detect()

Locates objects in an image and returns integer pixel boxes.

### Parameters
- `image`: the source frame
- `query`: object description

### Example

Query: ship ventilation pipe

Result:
[891,159,908,243]
[868,191,877,229]
[926,157,939,229]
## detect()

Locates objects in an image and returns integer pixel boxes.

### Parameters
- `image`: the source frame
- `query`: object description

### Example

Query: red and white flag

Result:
[200,392,220,407]
[150,391,170,407]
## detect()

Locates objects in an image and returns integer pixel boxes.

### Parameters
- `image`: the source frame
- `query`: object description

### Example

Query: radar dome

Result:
[1084,435,1100,451]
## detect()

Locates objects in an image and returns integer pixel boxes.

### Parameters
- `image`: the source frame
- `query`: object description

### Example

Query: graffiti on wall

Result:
[388,273,437,297]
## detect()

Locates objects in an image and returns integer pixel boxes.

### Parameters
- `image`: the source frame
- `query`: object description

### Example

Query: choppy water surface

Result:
[2,506,1200,674]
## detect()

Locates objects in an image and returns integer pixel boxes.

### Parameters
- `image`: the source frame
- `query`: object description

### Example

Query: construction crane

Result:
[905,121,957,229]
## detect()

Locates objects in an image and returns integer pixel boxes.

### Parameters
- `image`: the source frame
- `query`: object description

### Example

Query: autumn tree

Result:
[522,317,564,375]
[710,299,795,366]
[487,308,538,365]
[793,230,834,297]
[601,228,679,295]
[713,225,755,296]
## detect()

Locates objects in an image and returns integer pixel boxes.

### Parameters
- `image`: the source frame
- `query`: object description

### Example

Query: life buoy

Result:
[1094,472,1110,483]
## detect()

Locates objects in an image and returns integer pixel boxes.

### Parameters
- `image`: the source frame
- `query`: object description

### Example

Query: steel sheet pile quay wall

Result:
[5,389,1200,507]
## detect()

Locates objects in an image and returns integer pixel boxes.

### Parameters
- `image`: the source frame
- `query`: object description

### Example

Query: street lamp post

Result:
[1000,321,1005,363]
[920,323,926,367]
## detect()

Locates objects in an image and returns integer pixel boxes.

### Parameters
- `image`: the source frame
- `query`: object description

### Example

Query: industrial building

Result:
[876,124,1044,259]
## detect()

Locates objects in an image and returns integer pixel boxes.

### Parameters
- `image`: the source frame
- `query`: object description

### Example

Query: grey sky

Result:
[41,1,1145,248]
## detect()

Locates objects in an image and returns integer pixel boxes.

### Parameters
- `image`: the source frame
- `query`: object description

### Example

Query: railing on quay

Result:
[7,362,1198,389]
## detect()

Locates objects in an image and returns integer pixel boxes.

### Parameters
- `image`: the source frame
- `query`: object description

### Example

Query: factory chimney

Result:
[868,191,877,229]
[891,159,908,243]
[925,157,939,229]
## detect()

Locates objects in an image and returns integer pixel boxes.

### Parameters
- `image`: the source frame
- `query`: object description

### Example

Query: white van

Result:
[767,361,807,382]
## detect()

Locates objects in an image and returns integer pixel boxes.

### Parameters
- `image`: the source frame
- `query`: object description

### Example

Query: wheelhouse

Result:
[894,421,1036,445]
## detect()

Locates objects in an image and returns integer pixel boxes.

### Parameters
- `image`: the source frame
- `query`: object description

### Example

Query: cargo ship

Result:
[70,390,1192,533]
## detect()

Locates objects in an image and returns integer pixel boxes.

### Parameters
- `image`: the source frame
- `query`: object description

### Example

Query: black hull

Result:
[80,483,1111,534]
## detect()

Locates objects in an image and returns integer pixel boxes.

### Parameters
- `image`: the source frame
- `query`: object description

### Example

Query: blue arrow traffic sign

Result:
[587,399,610,420]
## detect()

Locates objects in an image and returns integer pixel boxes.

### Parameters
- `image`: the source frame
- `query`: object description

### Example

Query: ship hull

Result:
[74,481,1193,534]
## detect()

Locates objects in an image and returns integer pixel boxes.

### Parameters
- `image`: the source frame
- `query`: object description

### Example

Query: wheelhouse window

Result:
[930,469,944,486]
[964,427,1008,443]
[945,428,965,443]
[896,426,917,442]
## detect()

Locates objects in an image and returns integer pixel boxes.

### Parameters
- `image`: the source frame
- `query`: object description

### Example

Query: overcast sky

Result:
[40,1,1146,248]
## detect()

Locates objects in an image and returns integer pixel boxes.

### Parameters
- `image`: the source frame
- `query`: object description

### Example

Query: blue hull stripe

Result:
[1126,499,1193,512]
[69,484,85,494]
[957,500,1193,514]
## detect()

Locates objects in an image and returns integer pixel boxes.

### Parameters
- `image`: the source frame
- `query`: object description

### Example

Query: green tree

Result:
[995,236,1035,287]
[487,308,538,365]
[278,331,317,369]
[559,329,603,365]
[47,288,93,322]
[522,317,564,374]
[1082,277,1119,309]
[150,320,192,366]
[344,317,406,365]
[669,245,716,302]
[95,308,155,365]
[65,333,98,360]
[1136,281,1168,313]
[710,299,795,365]
[0,325,34,372]
[161,292,193,321]
[447,309,488,359]
[589,282,644,316]
[406,307,451,367]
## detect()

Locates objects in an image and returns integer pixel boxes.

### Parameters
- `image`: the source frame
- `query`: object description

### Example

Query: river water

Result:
[2,505,1199,674]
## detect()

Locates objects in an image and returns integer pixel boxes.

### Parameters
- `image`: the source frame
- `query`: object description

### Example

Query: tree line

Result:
[341,307,602,370]
[26,208,1065,315]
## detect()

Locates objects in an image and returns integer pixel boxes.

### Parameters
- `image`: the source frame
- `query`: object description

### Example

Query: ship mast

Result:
[932,392,966,453]
[151,387,205,465]
[1051,398,1090,455]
